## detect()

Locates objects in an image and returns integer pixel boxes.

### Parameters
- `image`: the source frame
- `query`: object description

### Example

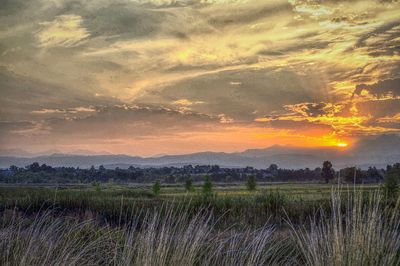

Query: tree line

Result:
[0,161,395,185]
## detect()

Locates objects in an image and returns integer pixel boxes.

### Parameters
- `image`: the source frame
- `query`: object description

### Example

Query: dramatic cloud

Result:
[1,0,400,155]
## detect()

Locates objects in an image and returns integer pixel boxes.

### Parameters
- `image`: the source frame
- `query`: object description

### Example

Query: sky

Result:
[0,0,399,156]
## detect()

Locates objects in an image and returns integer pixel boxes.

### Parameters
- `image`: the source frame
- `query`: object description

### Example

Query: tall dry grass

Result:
[290,190,400,266]
[0,205,284,266]
[1,190,399,265]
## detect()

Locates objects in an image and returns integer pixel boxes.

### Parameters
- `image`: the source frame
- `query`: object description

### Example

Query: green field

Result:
[0,182,382,227]
[0,182,382,203]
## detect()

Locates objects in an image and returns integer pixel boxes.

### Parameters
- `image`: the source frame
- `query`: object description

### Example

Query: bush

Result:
[152,180,161,196]
[246,175,257,191]
[184,178,194,192]
[202,175,213,196]
[91,181,101,192]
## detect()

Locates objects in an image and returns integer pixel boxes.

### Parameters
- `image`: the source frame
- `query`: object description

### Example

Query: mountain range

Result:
[1,134,399,169]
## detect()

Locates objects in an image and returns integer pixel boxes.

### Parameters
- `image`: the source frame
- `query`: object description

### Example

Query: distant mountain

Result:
[351,134,400,155]
[1,134,399,169]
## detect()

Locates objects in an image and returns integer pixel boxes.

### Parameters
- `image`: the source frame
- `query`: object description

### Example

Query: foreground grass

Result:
[0,188,399,265]
[1,206,292,265]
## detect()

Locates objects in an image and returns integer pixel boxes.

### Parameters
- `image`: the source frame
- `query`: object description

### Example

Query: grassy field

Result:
[0,181,380,196]
[0,182,399,265]
[158,182,381,199]
[0,182,383,226]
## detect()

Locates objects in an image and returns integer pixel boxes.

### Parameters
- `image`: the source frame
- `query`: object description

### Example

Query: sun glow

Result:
[337,142,348,148]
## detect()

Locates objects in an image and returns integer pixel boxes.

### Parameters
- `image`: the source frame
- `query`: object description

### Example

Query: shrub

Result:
[246,175,257,191]
[152,180,161,196]
[91,181,101,192]
[202,175,213,196]
[184,178,194,192]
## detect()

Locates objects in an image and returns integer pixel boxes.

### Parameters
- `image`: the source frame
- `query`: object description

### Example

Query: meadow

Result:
[0,182,399,265]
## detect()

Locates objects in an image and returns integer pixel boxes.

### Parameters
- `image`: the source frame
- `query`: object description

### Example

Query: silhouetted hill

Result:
[1,134,399,169]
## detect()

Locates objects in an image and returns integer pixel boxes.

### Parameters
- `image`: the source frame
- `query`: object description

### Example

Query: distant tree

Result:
[9,165,19,174]
[367,166,382,182]
[383,164,400,199]
[202,175,213,195]
[27,162,40,172]
[321,161,335,183]
[153,180,161,196]
[246,175,257,191]
[268,164,279,177]
[341,167,365,183]
[184,178,194,192]
[210,165,220,173]
[268,164,278,172]
[165,175,176,183]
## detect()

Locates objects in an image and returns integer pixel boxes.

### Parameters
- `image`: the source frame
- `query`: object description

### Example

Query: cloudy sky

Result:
[0,0,399,156]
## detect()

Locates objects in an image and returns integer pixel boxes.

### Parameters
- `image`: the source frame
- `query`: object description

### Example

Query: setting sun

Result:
[337,143,348,148]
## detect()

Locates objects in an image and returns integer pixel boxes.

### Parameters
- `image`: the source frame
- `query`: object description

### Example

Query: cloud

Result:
[81,2,170,40]
[284,102,342,117]
[136,68,327,121]
[45,104,222,138]
[0,67,121,122]
[354,19,400,48]
[207,1,291,28]
[254,100,400,136]
[354,78,400,98]
[1,0,400,154]
[36,15,90,47]
[0,121,37,133]
[31,107,96,114]
[355,98,400,118]
[377,113,400,123]
[257,40,332,56]
[172,99,204,106]
[262,119,334,135]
